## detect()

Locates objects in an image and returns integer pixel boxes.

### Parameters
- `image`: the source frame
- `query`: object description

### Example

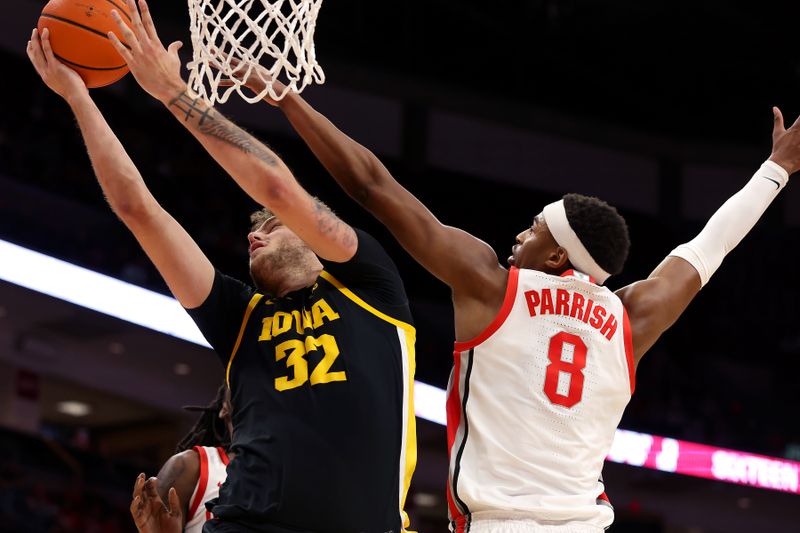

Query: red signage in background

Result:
[608,429,800,494]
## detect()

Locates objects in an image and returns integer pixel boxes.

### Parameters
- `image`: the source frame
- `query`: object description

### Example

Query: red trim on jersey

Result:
[446,353,464,523]
[451,514,468,533]
[453,267,519,351]
[218,447,230,465]
[560,269,597,285]
[622,307,636,394]
[446,486,463,531]
[597,491,610,503]
[188,446,210,522]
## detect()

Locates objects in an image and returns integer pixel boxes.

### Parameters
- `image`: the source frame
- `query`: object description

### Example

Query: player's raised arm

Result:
[279,91,504,290]
[213,59,505,303]
[107,0,356,263]
[207,74,498,316]
[26,26,214,309]
[617,107,798,364]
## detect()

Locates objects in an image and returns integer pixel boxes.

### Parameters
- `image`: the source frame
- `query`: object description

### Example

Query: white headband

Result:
[542,199,611,284]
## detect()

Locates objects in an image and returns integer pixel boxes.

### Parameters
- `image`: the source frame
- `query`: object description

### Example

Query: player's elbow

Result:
[109,190,157,223]
[351,162,393,206]
[259,180,295,211]
[96,170,156,220]
[350,180,375,207]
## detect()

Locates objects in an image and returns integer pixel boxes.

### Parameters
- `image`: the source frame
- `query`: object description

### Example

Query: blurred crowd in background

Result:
[0,427,135,533]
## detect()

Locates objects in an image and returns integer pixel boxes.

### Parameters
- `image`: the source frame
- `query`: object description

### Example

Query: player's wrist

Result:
[158,79,191,106]
[767,156,796,178]
[274,90,296,108]
[64,87,92,107]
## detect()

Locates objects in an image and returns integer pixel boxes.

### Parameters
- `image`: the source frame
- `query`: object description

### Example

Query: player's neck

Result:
[272,269,321,297]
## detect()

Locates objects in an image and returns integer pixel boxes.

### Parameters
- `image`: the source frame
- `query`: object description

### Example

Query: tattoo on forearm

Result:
[169,91,278,167]
[169,92,214,125]
[314,200,357,249]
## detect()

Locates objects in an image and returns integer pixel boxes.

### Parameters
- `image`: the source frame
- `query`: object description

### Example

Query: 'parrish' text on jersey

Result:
[524,288,619,340]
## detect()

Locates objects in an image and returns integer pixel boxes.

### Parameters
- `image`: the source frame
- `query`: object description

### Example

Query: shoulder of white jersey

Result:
[561,269,594,284]
[186,447,209,525]
[186,446,230,525]
[548,269,619,297]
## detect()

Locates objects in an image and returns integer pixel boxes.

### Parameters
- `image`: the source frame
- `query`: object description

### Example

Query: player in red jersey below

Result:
[223,66,800,532]
[130,384,234,533]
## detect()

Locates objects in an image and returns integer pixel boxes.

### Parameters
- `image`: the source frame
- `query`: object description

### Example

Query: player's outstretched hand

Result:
[769,107,800,176]
[108,0,185,103]
[130,473,183,533]
[216,55,287,106]
[26,28,88,103]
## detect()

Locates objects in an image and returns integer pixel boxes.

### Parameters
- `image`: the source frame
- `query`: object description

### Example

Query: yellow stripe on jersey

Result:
[400,326,418,532]
[226,293,264,387]
[317,271,417,529]
[318,271,415,333]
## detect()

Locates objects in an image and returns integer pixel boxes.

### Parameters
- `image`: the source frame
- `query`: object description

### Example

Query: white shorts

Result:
[464,512,606,533]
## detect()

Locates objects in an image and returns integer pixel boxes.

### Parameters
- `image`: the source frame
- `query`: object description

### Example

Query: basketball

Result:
[37,0,133,88]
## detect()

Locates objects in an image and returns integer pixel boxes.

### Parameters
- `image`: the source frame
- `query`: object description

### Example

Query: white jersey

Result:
[184,446,230,533]
[446,268,635,533]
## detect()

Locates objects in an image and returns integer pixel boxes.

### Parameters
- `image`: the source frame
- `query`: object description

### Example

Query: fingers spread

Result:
[110,10,139,52]
[107,31,133,63]
[125,0,148,42]
[138,0,162,44]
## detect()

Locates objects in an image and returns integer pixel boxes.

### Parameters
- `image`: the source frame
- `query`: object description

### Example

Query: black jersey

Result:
[187,229,417,533]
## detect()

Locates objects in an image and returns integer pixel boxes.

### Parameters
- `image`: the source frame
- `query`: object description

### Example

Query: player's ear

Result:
[545,246,570,271]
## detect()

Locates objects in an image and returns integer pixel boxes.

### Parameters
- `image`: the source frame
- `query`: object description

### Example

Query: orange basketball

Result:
[37,0,133,88]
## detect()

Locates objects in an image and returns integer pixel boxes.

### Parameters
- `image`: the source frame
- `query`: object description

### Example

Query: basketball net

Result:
[187,0,325,104]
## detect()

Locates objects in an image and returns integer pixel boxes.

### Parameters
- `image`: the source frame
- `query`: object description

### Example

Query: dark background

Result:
[1,0,800,531]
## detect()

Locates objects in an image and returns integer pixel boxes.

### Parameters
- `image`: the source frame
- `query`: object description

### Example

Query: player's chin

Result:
[249,266,274,293]
[249,254,270,277]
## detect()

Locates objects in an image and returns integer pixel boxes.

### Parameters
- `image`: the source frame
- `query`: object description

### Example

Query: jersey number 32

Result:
[274,334,347,391]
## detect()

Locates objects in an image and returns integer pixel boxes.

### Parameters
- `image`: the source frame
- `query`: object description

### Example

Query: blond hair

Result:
[248,198,334,231]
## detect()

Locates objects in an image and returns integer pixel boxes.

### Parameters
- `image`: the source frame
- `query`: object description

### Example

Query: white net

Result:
[187,0,325,104]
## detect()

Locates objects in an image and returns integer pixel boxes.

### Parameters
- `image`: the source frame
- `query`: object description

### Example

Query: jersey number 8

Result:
[544,331,588,408]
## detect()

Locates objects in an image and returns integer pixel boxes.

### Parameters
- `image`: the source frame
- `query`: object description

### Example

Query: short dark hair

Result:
[175,383,230,453]
[562,193,630,276]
